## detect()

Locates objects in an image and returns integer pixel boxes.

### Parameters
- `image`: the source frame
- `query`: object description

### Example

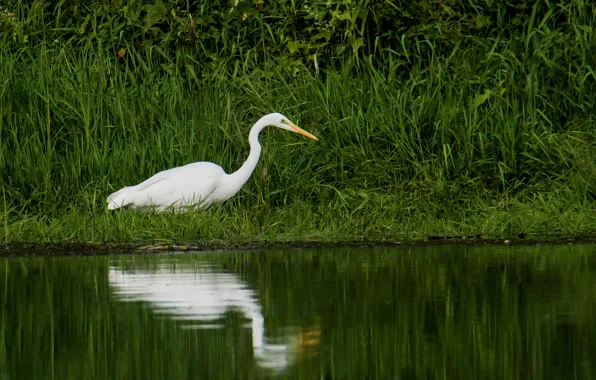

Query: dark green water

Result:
[1,244,595,379]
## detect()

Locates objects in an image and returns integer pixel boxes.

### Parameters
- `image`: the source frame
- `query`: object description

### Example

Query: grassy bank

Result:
[5,194,596,245]
[1,2,596,245]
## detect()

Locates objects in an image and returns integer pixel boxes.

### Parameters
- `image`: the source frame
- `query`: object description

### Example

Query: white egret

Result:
[106,113,318,212]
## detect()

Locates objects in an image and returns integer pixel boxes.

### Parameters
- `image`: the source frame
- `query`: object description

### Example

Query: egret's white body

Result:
[106,113,317,212]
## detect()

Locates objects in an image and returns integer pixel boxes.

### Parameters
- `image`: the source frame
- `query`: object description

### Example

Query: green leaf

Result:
[474,89,493,107]
[142,1,167,28]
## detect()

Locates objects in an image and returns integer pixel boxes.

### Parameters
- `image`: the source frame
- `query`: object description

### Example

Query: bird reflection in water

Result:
[108,265,320,372]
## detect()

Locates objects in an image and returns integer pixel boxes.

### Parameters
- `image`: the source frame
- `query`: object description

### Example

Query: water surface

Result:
[1,244,595,379]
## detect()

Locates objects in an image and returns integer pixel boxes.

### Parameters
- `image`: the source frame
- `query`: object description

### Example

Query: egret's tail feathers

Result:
[106,189,132,210]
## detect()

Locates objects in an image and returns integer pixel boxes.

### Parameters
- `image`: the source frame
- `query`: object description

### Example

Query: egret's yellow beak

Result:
[283,120,319,140]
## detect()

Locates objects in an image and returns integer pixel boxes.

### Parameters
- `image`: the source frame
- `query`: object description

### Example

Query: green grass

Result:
[5,194,596,244]
[2,3,596,244]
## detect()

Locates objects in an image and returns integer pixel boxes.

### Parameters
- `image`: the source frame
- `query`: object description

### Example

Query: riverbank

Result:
[2,2,596,247]
[3,231,596,258]
[2,189,596,254]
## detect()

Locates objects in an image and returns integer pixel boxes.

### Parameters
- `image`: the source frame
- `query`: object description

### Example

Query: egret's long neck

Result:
[226,119,268,190]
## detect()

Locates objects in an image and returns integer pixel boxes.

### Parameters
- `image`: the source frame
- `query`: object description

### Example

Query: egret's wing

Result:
[134,167,181,192]
[129,162,224,208]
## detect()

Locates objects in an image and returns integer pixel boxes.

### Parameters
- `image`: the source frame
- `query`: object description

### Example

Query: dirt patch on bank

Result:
[2,233,596,257]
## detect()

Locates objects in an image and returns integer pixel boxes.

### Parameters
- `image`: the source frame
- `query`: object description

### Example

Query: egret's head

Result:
[269,113,318,140]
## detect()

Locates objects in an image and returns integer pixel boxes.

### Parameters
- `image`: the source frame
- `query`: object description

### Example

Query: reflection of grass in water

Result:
[2,5,596,244]
[251,246,596,379]
[0,245,595,378]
